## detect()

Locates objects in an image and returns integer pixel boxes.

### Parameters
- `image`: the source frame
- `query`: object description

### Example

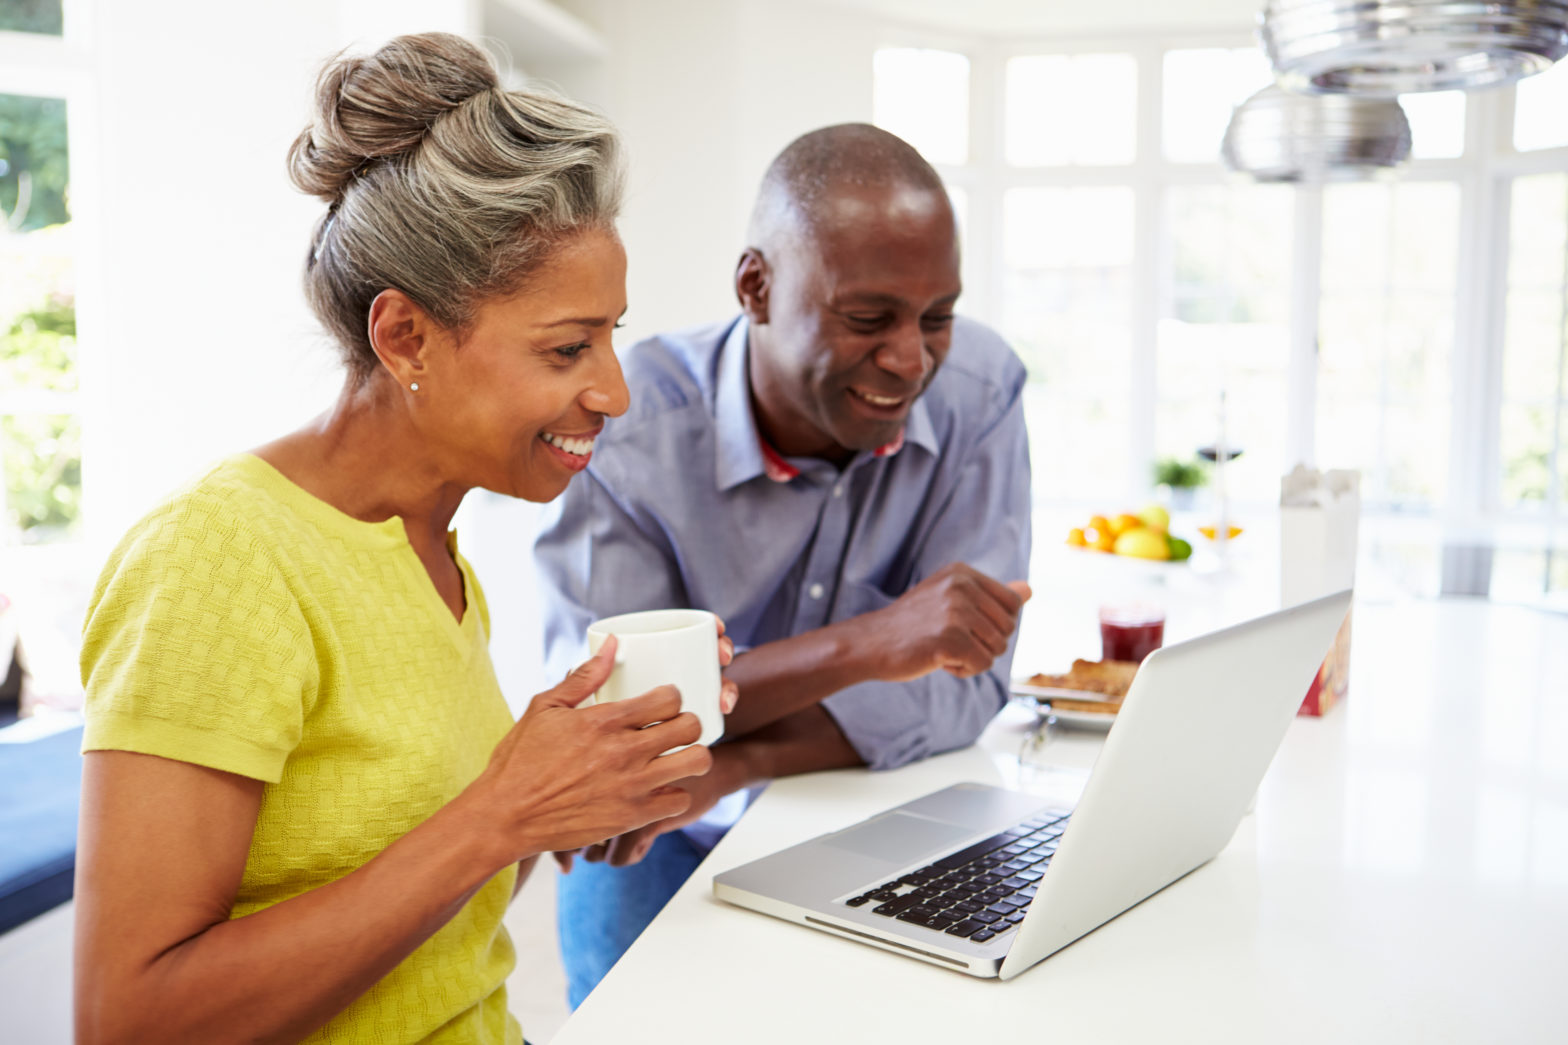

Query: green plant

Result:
[1153,455,1208,490]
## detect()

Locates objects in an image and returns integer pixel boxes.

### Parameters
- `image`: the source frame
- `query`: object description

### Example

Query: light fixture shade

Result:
[1262,0,1568,95]
[1221,85,1412,182]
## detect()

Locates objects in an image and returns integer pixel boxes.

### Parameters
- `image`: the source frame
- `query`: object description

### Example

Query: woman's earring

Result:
[410,382,421,392]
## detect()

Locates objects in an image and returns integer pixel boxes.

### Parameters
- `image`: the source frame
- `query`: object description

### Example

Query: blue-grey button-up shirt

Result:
[534,314,1031,774]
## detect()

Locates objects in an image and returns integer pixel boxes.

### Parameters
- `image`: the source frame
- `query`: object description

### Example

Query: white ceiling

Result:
[811,0,1262,36]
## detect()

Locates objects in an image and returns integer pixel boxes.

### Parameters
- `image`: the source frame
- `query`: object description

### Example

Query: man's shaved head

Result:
[735,124,962,463]
[747,123,950,250]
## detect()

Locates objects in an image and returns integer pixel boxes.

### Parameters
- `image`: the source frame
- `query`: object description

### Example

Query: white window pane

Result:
[1162,47,1273,164]
[1499,402,1555,506]
[873,48,970,166]
[946,185,968,247]
[1160,184,1293,503]
[1001,187,1135,501]
[1515,59,1568,153]
[1003,186,1133,269]
[947,184,976,299]
[1320,183,1391,293]
[1399,91,1465,159]
[1007,54,1136,167]
[1318,182,1459,509]
[1390,182,1460,288]
[1502,291,1565,404]
[1500,173,1568,511]
[1510,172,1568,290]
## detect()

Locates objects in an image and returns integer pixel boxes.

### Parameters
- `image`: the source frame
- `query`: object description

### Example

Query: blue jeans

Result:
[556,831,706,1010]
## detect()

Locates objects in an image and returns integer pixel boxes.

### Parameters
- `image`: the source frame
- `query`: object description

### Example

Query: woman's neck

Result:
[252,373,467,552]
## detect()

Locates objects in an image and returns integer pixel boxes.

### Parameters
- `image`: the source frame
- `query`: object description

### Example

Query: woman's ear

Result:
[367,289,435,390]
[734,249,771,325]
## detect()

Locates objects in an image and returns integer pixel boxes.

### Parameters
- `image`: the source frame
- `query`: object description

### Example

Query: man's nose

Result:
[875,321,932,384]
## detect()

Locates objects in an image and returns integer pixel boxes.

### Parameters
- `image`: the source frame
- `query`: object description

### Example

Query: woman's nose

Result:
[581,344,630,417]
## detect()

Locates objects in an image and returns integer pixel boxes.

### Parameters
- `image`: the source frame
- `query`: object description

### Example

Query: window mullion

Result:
[969,40,1006,329]
[1128,41,1162,498]
[1288,184,1322,470]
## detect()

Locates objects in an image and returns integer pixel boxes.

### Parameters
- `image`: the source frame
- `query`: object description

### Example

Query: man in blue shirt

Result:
[534,123,1032,1008]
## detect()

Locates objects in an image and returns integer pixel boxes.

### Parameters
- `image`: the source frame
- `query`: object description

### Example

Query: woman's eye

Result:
[555,342,590,360]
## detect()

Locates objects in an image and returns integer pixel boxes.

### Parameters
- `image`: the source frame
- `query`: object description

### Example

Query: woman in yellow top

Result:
[72,33,734,1044]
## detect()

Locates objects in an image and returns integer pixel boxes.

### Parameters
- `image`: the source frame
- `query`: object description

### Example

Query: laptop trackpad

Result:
[824,814,975,865]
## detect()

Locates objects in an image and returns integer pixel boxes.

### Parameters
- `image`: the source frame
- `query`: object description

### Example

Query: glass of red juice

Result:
[1099,605,1166,664]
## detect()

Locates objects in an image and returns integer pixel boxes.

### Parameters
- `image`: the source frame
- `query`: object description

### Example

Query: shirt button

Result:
[808,583,825,600]
[833,485,844,498]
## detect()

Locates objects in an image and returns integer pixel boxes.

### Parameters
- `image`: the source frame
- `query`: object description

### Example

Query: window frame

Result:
[873,28,1568,565]
[0,3,98,546]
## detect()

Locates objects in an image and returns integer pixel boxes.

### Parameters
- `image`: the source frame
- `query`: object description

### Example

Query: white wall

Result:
[529,0,878,346]
[80,0,482,545]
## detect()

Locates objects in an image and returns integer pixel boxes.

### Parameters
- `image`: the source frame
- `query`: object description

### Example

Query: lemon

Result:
[1113,526,1171,560]
[1137,504,1170,532]
[1066,527,1088,547]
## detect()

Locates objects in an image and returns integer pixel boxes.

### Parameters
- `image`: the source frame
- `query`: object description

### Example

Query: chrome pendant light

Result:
[1261,0,1568,95]
[1221,85,1412,182]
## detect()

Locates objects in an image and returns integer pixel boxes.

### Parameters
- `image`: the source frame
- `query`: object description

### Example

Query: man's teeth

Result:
[543,432,595,456]
[856,390,903,407]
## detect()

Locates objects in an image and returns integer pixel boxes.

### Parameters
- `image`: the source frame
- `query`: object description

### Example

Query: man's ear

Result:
[735,248,771,325]
[367,289,435,390]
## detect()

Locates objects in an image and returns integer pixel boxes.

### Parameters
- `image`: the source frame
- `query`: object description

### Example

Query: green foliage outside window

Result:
[0,93,70,232]
[2,412,80,536]
[0,0,63,36]
[1,297,79,537]
[1,296,74,391]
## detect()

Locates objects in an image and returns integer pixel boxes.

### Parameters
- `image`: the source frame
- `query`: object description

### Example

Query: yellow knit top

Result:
[80,454,521,1044]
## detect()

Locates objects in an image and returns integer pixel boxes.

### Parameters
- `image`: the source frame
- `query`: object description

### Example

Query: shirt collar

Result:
[713,316,938,490]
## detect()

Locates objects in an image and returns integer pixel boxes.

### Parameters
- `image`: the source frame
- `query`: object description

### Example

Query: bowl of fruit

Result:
[1066,505,1193,563]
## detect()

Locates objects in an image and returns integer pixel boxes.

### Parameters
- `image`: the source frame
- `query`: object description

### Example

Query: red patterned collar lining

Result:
[757,428,905,484]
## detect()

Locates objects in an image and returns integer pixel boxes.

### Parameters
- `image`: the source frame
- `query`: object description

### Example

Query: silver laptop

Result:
[714,589,1352,980]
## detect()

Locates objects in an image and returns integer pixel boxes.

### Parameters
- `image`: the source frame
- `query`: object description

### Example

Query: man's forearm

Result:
[721,618,884,736]
[727,704,865,787]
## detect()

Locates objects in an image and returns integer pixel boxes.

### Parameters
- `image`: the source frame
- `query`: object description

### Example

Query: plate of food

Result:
[1011,658,1139,731]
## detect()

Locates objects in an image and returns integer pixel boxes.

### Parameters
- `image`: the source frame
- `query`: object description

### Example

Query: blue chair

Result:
[0,725,82,935]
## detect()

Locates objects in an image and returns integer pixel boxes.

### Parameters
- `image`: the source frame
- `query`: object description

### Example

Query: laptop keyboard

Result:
[841,809,1071,944]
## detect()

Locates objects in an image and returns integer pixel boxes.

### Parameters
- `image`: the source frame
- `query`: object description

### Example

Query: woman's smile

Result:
[539,428,600,471]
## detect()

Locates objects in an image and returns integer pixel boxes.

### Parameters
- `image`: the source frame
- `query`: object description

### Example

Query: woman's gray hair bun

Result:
[287,32,624,379]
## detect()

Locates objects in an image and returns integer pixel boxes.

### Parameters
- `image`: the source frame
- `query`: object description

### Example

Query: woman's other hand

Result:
[716,614,739,715]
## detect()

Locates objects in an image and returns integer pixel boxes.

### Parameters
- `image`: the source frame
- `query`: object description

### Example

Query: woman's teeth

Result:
[855,390,903,407]
[542,432,595,456]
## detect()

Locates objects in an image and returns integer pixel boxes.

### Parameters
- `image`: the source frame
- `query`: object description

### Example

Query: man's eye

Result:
[846,314,888,330]
[921,314,955,329]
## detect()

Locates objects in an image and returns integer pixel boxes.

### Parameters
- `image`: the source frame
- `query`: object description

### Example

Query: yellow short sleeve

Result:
[80,485,318,783]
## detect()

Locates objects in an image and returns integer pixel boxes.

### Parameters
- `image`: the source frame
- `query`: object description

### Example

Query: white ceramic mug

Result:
[585,609,724,749]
